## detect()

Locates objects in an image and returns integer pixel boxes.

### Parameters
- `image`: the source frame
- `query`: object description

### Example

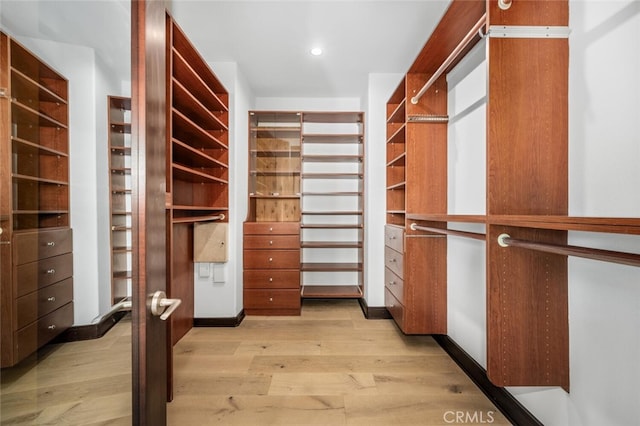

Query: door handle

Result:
[150,290,182,321]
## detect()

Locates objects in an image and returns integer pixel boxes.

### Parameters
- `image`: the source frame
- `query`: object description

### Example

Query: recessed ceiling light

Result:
[310,47,323,56]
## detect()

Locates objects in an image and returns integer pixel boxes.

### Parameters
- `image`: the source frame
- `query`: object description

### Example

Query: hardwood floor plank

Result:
[248,354,458,374]
[344,394,511,425]
[172,373,272,396]
[269,373,376,396]
[167,395,347,425]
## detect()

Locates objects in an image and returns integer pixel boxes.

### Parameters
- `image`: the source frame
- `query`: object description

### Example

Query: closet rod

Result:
[411,13,487,105]
[410,223,485,241]
[497,234,640,268]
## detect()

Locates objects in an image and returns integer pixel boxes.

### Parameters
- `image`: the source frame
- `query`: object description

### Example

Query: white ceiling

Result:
[0,0,451,99]
[170,0,450,98]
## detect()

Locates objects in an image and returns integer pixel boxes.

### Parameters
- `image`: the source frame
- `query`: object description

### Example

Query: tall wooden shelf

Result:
[107,96,132,306]
[299,112,364,299]
[1,32,74,367]
[166,16,229,343]
[385,0,579,390]
[244,111,302,315]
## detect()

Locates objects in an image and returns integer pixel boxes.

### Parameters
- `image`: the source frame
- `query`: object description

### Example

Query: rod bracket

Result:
[497,233,511,247]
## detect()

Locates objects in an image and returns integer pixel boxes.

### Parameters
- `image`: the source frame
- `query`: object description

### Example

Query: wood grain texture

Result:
[168,299,510,425]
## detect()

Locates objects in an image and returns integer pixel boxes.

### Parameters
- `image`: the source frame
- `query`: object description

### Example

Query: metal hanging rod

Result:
[411,13,487,105]
[497,234,640,268]
[410,223,486,241]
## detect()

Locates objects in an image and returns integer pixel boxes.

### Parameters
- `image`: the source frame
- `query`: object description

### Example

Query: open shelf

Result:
[301,285,363,299]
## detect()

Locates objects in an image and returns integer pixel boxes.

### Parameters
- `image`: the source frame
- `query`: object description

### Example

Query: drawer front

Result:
[244,270,300,289]
[244,289,300,310]
[16,302,73,363]
[17,278,73,329]
[384,267,404,306]
[385,225,404,253]
[16,253,74,298]
[244,235,299,250]
[244,249,300,269]
[385,287,405,330]
[13,228,73,265]
[384,246,403,279]
[244,222,300,236]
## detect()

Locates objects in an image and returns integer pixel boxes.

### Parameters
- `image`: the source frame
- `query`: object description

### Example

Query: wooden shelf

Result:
[301,241,363,249]
[302,112,363,123]
[302,134,362,144]
[301,285,363,299]
[301,173,362,179]
[301,263,363,272]
[301,224,363,229]
[302,155,362,163]
[167,15,230,343]
[2,32,73,367]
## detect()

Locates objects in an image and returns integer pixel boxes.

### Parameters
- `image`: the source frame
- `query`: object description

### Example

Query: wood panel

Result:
[487,225,569,391]
[487,37,568,215]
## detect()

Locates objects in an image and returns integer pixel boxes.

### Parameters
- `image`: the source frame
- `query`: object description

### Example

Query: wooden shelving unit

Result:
[300,112,365,299]
[385,0,595,391]
[107,96,132,305]
[1,32,74,367]
[166,16,229,343]
[244,111,301,315]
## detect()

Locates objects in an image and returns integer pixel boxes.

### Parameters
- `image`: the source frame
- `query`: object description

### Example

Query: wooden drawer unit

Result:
[15,302,74,362]
[384,267,404,306]
[15,252,73,297]
[244,235,300,250]
[13,228,73,265]
[385,287,405,330]
[384,246,404,278]
[244,270,300,289]
[243,221,300,315]
[244,250,300,269]
[17,278,73,329]
[385,225,404,253]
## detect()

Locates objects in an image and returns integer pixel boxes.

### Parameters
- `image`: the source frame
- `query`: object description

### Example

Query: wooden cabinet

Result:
[1,32,73,367]
[385,72,447,335]
[387,0,577,390]
[247,111,301,222]
[107,96,131,305]
[166,17,229,343]
[300,112,365,299]
[243,222,300,315]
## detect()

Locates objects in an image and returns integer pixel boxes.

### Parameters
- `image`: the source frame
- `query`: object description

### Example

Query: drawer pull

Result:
[46,241,56,247]
[48,324,56,330]
[46,269,56,274]
[47,296,56,302]
[268,257,273,262]
[389,281,396,286]
[389,235,396,240]
[269,297,273,302]
[269,277,273,282]
[390,258,397,263]
[269,240,273,245]
[269,227,273,232]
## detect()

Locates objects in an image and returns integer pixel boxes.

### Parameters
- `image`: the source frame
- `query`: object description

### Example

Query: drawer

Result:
[384,246,403,279]
[244,249,300,269]
[13,228,73,265]
[385,287,405,330]
[385,225,404,253]
[17,278,73,329]
[15,253,73,298]
[16,302,73,363]
[384,267,404,306]
[244,270,300,289]
[244,222,299,236]
[244,235,300,250]
[244,289,301,311]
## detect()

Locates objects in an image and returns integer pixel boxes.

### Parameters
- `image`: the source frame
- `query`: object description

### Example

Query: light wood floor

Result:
[0,317,132,425]
[168,299,510,425]
[1,300,510,425]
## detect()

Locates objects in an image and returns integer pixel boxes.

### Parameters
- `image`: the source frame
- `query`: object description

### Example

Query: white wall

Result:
[443,1,640,425]
[365,73,404,307]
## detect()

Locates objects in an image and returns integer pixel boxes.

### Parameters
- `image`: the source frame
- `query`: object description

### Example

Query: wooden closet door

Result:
[131,0,171,423]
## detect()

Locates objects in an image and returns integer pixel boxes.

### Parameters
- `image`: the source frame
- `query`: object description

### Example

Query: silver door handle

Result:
[150,290,182,321]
